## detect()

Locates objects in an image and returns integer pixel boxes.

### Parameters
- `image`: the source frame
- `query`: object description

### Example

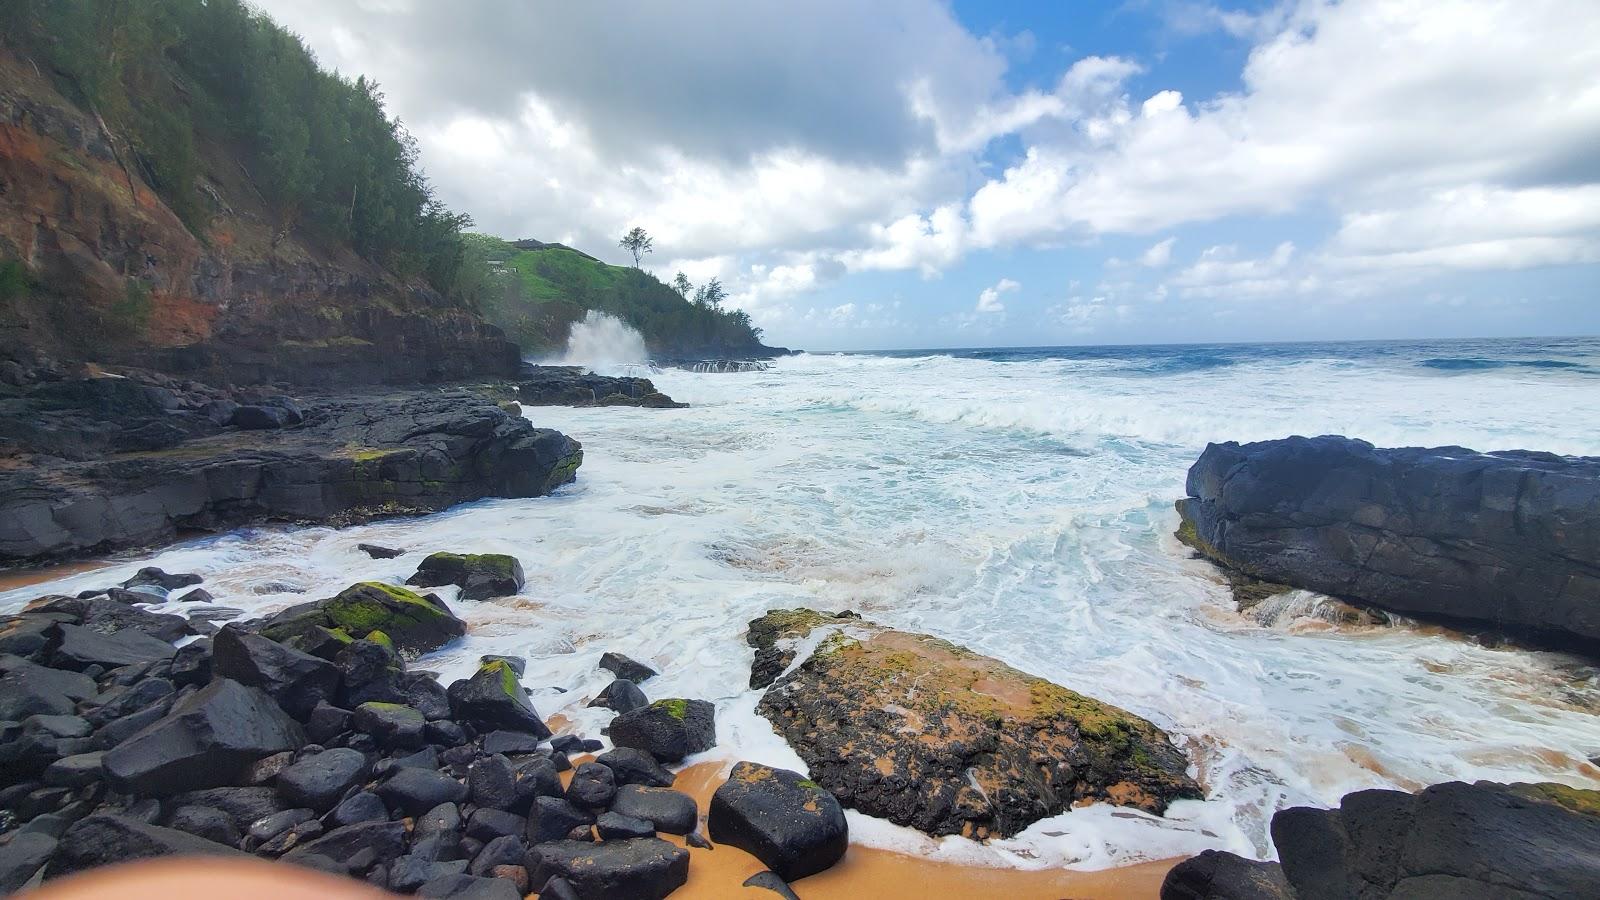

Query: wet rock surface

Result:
[0,378,583,565]
[607,699,716,764]
[747,608,1200,839]
[254,582,467,656]
[527,837,690,900]
[1164,780,1600,899]
[709,762,847,881]
[1160,849,1291,899]
[517,366,686,409]
[1177,435,1600,655]
[406,552,525,602]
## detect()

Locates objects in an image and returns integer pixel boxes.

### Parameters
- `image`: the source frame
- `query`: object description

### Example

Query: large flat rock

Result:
[748,609,1200,840]
[1176,435,1600,655]
[0,386,581,564]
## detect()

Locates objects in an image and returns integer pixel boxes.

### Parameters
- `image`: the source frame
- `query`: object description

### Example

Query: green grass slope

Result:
[465,235,775,358]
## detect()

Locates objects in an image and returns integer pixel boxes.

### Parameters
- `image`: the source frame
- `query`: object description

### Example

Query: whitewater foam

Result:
[554,310,649,369]
[6,338,1598,871]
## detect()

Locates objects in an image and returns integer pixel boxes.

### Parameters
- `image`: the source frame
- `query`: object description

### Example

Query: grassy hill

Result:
[463,235,776,358]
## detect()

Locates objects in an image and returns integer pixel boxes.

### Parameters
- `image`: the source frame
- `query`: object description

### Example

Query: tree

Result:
[619,226,653,267]
[671,271,692,298]
[695,277,726,310]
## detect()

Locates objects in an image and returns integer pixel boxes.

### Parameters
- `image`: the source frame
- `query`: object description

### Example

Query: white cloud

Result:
[1325,184,1600,270]
[1139,237,1177,268]
[252,0,1600,342]
[976,277,1020,313]
[968,0,1600,257]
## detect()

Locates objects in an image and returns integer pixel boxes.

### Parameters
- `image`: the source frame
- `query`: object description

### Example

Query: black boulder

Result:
[708,762,847,881]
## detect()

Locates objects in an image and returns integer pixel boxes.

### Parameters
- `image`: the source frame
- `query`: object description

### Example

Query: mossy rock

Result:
[750,608,1200,840]
[609,698,716,764]
[445,658,549,738]
[255,582,465,656]
[406,551,525,601]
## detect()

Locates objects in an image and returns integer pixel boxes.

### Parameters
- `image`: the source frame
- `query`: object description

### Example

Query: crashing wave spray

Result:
[557,311,649,368]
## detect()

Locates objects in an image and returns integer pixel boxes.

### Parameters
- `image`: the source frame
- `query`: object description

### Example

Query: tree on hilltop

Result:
[620,226,653,267]
[692,277,726,310]
[671,271,692,298]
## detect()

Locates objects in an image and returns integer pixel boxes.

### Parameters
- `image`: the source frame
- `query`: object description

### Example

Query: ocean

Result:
[6,335,1599,871]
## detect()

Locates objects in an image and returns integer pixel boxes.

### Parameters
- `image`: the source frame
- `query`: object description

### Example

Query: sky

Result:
[254,0,1600,351]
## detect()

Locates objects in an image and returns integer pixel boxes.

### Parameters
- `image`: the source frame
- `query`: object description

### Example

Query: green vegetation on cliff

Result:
[461,235,768,356]
[1,0,470,293]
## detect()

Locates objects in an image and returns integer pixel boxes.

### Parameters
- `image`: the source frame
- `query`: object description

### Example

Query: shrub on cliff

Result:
[0,0,470,295]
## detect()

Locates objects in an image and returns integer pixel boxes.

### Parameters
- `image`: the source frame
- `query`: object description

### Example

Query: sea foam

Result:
[6,338,1598,870]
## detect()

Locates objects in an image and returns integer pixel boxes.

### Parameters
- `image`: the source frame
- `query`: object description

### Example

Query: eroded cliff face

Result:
[0,52,519,386]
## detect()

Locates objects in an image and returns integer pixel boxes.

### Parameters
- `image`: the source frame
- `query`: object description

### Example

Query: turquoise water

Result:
[6,335,1598,869]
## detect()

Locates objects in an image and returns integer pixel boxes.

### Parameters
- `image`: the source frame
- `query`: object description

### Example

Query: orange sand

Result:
[0,560,111,594]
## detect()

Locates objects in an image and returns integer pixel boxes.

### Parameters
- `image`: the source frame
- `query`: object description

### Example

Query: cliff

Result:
[0,50,519,386]
[470,236,786,361]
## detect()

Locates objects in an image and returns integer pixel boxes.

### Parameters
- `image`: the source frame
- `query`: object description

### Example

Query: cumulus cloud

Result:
[976,278,1020,313]
[1139,238,1177,268]
[966,0,1600,254]
[254,0,1600,340]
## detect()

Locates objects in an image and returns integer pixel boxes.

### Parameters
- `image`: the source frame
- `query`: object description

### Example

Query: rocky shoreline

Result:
[4,396,1599,899]
[0,366,696,567]
[0,557,856,899]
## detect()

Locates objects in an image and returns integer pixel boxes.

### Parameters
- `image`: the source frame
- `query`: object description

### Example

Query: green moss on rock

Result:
[254,581,465,656]
[654,698,689,720]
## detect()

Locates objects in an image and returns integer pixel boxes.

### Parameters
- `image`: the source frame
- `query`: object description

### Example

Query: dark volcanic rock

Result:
[332,790,389,826]
[103,678,305,795]
[277,748,371,811]
[407,552,525,601]
[417,873,521,900]
[358,543,406,559]
[446,659,550,737]
[377,768,468,817]
[1176,435,1600,655]
[172,786,285,831]
[256,581,466,655]
[526,797,595,845]
[596,812,655,841]
[565,762,617,809]
[709,762,847,881]
[166,805,243,847]
[481,730,541,756]
[283,820,406,867]
[50,623,176,671]
[595,748,675,788]
[746,608,860,689]
[123,567,203,592]
[0,658,97,720]
[1268,780,1600,900]
[607,699,715,764]
[528,838,690,900]
[588,678,649,714]
[1160,849,1290,899]
[354,702,427,749]
[1,389,581,565]
[465,808,525,843]
[50,814,246,876]
[0,831,57,893]
[212,626,339,718]
[598,652,658,683]
[748,609,1199,840]
[517,366,686,409]
[76,597,193,642]
[467,754,519,811]
[610,785,697,836]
